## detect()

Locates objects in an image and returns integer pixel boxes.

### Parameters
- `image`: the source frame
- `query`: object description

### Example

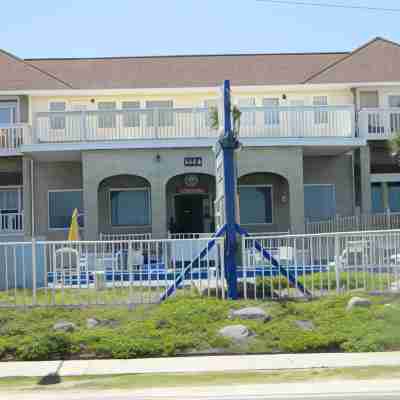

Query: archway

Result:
[97,174,151,236]
[238,172,290,234]
[166,173,215,234]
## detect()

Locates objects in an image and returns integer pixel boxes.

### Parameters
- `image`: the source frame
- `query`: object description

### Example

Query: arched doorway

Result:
[98,174,151,235]
[166,173,215,234]
[238,172,290,233]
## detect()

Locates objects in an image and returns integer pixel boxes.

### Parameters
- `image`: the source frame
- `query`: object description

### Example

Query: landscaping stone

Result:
[86,318,119,329]
[218,325,252,341]
[53,321,76,332]
[346,297,372,311]
[294,320,315,331]
[86,318,100,329]
[230,307,271,322]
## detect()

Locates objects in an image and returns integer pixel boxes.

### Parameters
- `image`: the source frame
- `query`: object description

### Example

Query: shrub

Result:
[16,333,72,361]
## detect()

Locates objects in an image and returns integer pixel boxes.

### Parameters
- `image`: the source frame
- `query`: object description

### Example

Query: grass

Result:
[1,293,400,361]
[0,286,164,307]
[2,366,400,392]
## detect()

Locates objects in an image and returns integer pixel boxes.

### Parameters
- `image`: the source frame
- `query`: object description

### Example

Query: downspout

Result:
[31,159,35,238]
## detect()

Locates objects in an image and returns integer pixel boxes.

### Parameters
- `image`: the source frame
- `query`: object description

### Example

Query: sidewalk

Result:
[1,352,400,378]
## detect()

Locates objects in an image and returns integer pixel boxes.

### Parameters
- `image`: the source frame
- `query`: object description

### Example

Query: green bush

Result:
[16,333,72,361]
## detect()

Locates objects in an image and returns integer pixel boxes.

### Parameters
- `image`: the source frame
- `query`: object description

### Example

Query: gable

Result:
[306,38,400,84]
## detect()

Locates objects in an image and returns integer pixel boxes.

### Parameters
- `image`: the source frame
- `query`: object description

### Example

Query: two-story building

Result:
[0,37,399,241]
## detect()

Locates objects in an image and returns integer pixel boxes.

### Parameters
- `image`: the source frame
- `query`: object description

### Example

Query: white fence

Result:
[0,124,27,152]
[32,105,355,144]
[359,108,400,139]
[241,230,400,299]
[306,212,400,234]
[99,232,152,241]
[0,212,24,234]
[0,237,225,307]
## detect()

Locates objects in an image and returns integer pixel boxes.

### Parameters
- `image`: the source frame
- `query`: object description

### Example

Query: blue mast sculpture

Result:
[161,80,309,301]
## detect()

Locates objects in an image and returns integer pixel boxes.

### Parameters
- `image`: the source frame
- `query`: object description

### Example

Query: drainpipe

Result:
[351,88,358,137]
[31,159,35,238]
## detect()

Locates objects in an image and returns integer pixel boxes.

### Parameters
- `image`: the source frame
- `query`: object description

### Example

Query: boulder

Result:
[218,325,252,341]
[346,297,372,311]
[86,318,100,329]
[230,307,271,322]
[53,321,76,332]
[294,320,315,331]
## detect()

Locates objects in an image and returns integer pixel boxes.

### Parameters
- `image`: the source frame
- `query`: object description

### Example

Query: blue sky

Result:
[2,0,400,58]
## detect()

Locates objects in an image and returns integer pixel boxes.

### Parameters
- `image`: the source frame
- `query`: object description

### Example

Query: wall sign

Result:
[184,157,202,167]
[184,174,199,188]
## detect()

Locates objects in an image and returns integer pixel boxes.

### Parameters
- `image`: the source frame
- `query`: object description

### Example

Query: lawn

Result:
[1,293,400,361]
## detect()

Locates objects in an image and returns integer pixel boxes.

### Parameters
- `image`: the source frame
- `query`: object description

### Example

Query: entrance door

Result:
[175,194,204,233]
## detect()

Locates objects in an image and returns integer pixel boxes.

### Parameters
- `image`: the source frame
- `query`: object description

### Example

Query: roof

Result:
[1,37,400,91]
[0,49,71,90]
[26,52,346,90]
[305,37,400,84]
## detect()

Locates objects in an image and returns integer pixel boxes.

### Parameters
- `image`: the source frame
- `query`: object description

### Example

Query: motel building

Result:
[0,37,400,242]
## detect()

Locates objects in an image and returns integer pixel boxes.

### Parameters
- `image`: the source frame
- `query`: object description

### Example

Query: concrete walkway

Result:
[1,352,400,378]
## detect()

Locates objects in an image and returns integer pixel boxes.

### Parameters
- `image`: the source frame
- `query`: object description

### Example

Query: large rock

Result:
[53,321,76,332]
[294,320,315,331]
[218,325,252,341]
[346,297,372,311]
[230,307,271,322]
[86,318,100,329]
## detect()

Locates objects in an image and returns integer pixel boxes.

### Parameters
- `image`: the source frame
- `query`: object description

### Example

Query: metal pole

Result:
[219,80,239,300]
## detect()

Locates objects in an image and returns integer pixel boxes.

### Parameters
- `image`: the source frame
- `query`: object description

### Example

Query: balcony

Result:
[28,105,356,148]
[359,108,400,140]
[0,212,24,235]
[0,124,29,155]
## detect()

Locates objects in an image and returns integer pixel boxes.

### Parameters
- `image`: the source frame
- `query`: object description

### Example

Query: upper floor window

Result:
[389,95,400,108]
[122,101,140,128]
[237,98,256,126]
[0,101,17,124]
[313,96,328,124]
[98,101,116,129]
[204,99,218,128]
[146,100,173,127]
[263,98,280,125]
[49,102,66,130]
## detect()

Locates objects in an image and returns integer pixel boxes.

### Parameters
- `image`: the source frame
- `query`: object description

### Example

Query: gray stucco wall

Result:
[82,148,216,239]
[303,154,355,217]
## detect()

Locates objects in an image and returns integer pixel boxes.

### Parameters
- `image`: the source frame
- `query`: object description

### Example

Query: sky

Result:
[1,0,400,59]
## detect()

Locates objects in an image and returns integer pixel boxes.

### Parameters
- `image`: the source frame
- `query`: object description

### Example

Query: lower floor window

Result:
[304,184,336,221]
[49,190,84,229]
[110,189,150,226]
[239,186,273,224]
[372,182,400,213]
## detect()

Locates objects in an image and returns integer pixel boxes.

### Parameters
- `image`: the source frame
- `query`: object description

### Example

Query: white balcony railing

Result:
[359,108,400,139]
[0,212,24,234]
[32,105,356,144]
[0,124,28,152]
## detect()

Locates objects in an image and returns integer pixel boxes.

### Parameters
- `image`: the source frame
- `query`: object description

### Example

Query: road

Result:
[4,380,400,400]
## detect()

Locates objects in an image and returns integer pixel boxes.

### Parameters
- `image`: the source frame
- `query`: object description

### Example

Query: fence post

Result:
[387,209,391,229]
[31,237,37,306]
[334,233,341,294]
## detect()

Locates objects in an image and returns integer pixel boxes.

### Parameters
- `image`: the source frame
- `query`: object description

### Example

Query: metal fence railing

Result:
[241,229,400,300]
[0,237,225,308]
[99,232,152,241]
[305,212,400,234]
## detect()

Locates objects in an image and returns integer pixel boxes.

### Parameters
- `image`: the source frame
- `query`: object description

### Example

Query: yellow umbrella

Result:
[67,208,81,241]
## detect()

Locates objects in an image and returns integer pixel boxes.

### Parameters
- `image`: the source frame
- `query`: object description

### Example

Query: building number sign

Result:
[184,157,202,167]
